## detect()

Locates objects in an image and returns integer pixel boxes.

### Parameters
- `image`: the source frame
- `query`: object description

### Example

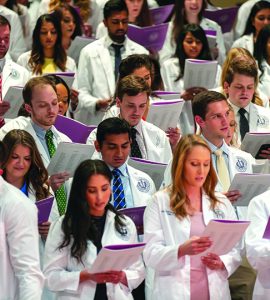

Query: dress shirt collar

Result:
[108,162,128,177]
[229,99,251,115]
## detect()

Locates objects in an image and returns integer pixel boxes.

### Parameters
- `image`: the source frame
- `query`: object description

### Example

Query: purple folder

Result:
[35,196,54,225]
[203,7,239,33]
[214,219,250,224]
[54,114,96,144]
[263,217,270,239]
[105,243,146,250]
[120,206,146,235]
[127,23,169,52]
[150,4,174,24]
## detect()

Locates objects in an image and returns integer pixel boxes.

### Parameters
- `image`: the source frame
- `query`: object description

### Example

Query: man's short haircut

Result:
[103,0,128,19]
[23,76,57,105]
[192,90,227,120]
[96,117,131,146]
[116,74,151,101]
[119,54,151,79]
[0,15,11,29]
[224,57,258,86]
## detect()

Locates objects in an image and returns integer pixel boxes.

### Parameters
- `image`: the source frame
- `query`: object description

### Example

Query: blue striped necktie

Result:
[112,168,126,209]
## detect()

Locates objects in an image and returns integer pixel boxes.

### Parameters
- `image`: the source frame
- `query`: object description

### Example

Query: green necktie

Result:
[45,130,67,216]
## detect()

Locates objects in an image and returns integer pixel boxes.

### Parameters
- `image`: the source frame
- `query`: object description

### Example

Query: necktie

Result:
[214,149,230,192]
[238,108,249,141]
[111,44,123,81]
[131,127,142,158]
[112,168,126,209]
[45,130,67,216]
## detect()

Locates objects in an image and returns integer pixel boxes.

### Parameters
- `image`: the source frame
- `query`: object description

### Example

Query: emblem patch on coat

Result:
[11,69,20,79]
[235,157,247,172]
[137,178,150,193]
[257,115,269,127]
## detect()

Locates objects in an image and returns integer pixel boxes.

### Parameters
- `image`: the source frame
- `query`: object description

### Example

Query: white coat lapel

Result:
[99,46,115,97]
[249,103,259,132]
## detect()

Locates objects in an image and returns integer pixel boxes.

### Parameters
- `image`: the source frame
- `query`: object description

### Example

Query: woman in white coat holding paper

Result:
[143,134,241,300]
[44,159,145,299]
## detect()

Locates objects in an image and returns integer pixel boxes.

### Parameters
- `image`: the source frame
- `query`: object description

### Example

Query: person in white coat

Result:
[143,134,241,300]
[95,117,156,208]
[161,23,220,93]
[232,1,270,55]
[0,142,44,299]
[158,0,226,65]
[0,76,72,215]
[17,13,77,84]
[223,55,270,146]
[43,159,145,299]
[246,190,270,300]
[87,75,172,164]
[76,0,148,126]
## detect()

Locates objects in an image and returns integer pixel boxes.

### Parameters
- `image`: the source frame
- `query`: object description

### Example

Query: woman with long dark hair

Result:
[159,0,225,64]
[44,159,144,299]
[17,13,77,76]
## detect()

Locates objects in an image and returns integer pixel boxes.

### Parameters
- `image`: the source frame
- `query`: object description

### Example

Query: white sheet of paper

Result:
[67,36,95,65]
[197,219,250,256]
[241,133,270,158]
[47,142,94,176]
[3,86,23,118]
[89,243,145,273]
[183,59,218,90]
[229,173,270,206]
[147,99,184,131]
[128,158,167,190]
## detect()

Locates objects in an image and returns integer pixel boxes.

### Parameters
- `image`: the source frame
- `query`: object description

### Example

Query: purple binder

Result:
[127,23,169,52]
[120,206,146,235]
[150,4,174,24]
[105,243,146,250]
[203,7,239,33]
[35,196,54,225]
[54,114,96,144]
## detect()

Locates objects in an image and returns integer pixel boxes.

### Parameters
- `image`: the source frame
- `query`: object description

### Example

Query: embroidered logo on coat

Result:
[11,69,20,79]
[257,115,269,127]
[235,157,247,172]
[137,178,150,193]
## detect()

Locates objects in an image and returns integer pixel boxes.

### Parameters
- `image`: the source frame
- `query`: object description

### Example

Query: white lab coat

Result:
[2,56,30,99]
[0,116,71,168]
[161,57,221,93]
[143,189,241,300]
[246,190,270,300]
[87,119,172,164]
[43,210,145,299]
[0,5,26,61]
[231,33,254,54]
[0,176,44,300]
[158,18,226,65]
[76,34,148,125]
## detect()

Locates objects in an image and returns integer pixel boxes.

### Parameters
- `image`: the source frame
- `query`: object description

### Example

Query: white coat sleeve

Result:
[143,193,185,271]
[43,218,81,292]
[246,192,270,288]
[5,198,44,299]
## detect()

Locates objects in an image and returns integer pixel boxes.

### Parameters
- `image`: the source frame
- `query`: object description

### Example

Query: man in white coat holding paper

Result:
[94,117,156,208]
[87,75,172,164]
[0,77,72,216]
[76,0,148,126]
[0,143,44,299]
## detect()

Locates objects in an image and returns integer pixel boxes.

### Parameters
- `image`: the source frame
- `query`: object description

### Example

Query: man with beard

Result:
[76,0,148,126]
[0,15,30,128]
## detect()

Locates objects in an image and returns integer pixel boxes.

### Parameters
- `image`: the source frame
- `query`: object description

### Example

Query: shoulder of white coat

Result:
[86,128,97,146]
[229,146,254,162]
[66,56,76,68]
[163,57,179,68]
[80,38,105,57]
[201,17,220,30]
[151,189,171,207]
[248,189,270,211]
[0,116,30,138]
[214,191,233,210]
[142,119,167,137]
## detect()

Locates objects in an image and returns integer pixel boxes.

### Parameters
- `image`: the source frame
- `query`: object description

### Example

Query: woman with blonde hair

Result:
[143,134,241,300]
